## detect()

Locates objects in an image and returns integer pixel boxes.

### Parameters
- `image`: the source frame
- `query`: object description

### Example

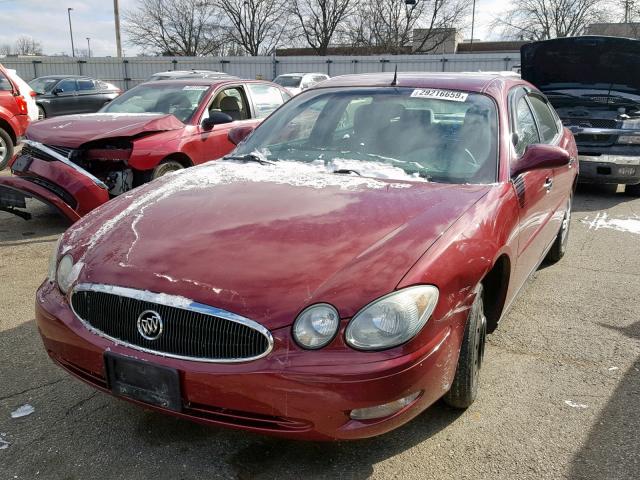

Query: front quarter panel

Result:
[397,183,519,381]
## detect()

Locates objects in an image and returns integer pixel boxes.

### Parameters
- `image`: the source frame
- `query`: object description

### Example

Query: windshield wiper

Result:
[223,153,275,165]
[332,168,361,176]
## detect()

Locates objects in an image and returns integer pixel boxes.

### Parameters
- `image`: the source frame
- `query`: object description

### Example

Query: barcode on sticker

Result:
[410,89,468,102]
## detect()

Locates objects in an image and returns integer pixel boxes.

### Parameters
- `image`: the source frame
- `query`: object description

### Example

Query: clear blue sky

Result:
[0,0,506,57]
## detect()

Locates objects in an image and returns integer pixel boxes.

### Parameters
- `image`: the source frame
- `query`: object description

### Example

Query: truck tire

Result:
[0,128,14,170]
[625,183,640,196]
[443,284,487,409]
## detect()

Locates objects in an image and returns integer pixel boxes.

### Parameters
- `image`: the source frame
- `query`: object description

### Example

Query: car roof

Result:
[152,70,229,75]
[277,72,326,77]
[137,78,276,87]
[317,72,522,93]
[34,75,91,80]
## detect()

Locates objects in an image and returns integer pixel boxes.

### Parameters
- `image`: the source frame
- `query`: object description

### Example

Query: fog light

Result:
[349,391,421,420]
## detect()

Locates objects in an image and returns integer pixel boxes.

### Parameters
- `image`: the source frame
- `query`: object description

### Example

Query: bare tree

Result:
[492,0,608,40]
[0,44,12,56]
[216,0,290,55]
[344,0,469,53]
[14,36,43,55]
[124,0,228,56]
[291,0,356,55]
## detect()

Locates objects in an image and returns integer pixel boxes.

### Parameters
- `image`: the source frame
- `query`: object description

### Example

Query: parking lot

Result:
[0,177,638,479]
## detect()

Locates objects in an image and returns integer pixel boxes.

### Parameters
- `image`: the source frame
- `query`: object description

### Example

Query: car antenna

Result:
[391,65,398,86]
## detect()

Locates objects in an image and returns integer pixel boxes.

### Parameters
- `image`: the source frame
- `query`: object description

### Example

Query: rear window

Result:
[274,76,302,88]
[0,72,13,91]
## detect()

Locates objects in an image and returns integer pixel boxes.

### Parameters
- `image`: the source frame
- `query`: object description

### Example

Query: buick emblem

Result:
[137,310,163,340]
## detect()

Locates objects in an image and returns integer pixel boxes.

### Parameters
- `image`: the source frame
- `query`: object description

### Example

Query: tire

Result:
[37,105,46,120]
[0,128,14,170]
[443,284,487,409]
[151,160,184,180]
[625,183,640,196]
[546,195,572,263]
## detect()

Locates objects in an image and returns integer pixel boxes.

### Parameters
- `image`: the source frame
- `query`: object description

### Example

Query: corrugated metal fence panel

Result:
[1,53,521,88]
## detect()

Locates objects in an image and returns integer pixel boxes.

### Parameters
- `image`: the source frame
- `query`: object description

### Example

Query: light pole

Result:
[86,37,91,57]
[470,0,477,52]
[67,7,75,57]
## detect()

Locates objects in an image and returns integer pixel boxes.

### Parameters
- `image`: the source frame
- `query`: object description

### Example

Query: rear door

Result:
[76,78,104,113]
[510,87,558,286]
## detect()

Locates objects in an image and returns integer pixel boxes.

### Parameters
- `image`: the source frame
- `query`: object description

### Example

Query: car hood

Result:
[26,113,184,148]
[63,161,490,329]
[521,36,640,95]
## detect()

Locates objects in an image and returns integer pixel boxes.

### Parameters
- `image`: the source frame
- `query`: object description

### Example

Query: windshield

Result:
[101,84,210,122]
[234,87,498,184]
[29,77,59,94]
[274,76,302,88]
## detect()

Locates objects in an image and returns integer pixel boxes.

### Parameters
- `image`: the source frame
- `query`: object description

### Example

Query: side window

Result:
[77,79,96,91]
[528,95,559,143]
[0,72,12,91]
[56,79,78,93]
[210,87,250,121]
[514,96,540,156]
[247,84,285,119]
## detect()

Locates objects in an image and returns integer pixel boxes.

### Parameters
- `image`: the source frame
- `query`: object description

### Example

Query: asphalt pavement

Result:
[0,181,638,480]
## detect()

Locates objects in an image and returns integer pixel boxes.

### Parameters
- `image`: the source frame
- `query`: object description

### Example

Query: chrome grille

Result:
[562,118,618,129]
[70,284,273,362]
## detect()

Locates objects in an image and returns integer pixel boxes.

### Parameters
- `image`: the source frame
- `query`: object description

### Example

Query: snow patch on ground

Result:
[564,400,588,409]
[582,212,640,234]
[10,404,35,418]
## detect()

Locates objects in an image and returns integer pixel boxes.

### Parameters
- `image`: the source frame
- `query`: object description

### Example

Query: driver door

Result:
[190,85,259,164]
[510,88,558,287]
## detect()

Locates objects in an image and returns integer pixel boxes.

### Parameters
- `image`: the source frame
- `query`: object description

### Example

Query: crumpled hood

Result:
[26,113,184,148]
[62,161,489,329]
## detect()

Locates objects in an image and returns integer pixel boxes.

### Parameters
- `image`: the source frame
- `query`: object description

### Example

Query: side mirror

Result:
[228,125,255,145]
[511,144,570,177]
[202,112,233,130]
[52,87,63,95]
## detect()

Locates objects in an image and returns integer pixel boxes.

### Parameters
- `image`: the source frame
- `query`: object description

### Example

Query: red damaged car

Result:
[37,73,577,440]
[0,78,290,221]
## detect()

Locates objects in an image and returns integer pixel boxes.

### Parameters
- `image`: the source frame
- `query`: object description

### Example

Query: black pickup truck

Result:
[521,36,640,195]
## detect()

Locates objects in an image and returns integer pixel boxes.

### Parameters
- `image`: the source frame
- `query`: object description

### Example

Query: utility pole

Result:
[67,7,75,57]
[114,0,123,57]
[86,37,91,57]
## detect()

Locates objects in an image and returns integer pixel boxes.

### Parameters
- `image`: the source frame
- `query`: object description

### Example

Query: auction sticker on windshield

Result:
[410,89,468,102]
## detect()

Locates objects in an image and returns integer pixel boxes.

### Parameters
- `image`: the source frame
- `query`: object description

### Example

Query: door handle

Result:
[543,178,553,192]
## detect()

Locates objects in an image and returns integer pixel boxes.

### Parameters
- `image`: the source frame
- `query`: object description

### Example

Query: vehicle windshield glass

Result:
[101,84,209,122]
[234,87,499,184]
[274,76,302,88]
[29,77,60,94]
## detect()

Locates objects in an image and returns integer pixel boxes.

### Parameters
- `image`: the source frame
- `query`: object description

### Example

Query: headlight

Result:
[293,303,340,349]
[618,135,640,144]
[56,254,76,294]
[345,286,439,351]
[48,237,62,282]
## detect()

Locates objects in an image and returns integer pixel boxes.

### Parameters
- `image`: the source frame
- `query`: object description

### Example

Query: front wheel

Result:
[151,160,184,180]
[37,105,46,120]
[443,284,487,409]
[546,195,572,263]
[0,128,14,170]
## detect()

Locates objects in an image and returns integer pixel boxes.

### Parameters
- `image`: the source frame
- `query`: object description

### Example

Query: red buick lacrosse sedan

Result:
[36,72,577,440]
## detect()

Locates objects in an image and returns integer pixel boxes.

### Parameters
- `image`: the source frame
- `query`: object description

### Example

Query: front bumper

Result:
[578,154,640,185]
[0,150,109,222]
[36,282,460,440]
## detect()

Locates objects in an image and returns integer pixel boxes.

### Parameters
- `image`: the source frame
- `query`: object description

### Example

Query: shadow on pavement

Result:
[568,320,640,480]
[0,198,68,243]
